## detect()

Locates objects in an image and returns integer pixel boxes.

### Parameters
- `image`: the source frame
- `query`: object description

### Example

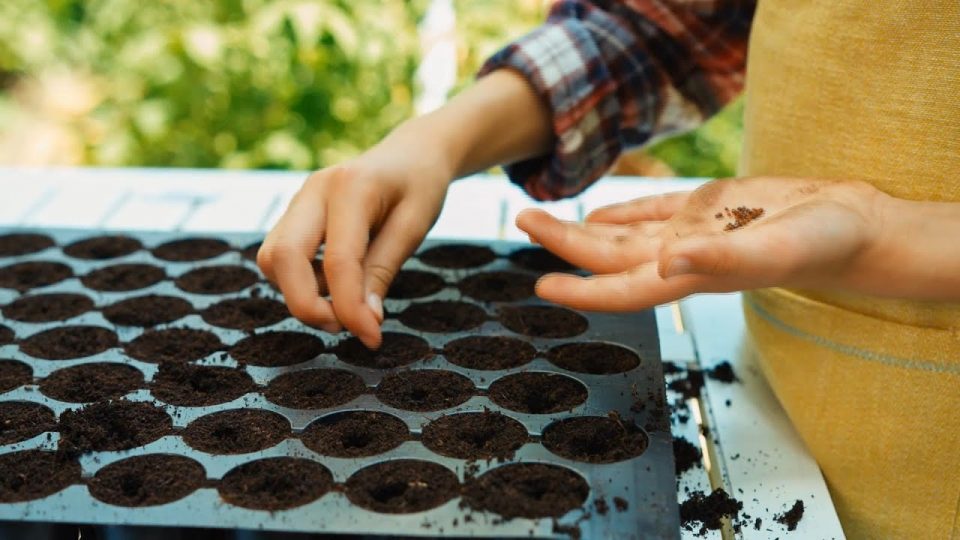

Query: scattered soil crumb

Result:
[673,437,703,476]
[679,488,743,536]
[707,361,739,383]
[776,499,804,531]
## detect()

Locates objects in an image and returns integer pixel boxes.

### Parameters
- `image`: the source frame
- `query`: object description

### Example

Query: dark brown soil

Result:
[397,301,487,333]
[345,460,458,514]
[457,271,537,302]
[673,437,702,475]
[39,363,143,403]
[668,369,705,400]
[218,457,334,510]
[201,298,289,330]
[0,360,32,392]
[547,342,641,374]
[2,293,94,322]
[229,331,325,367]
[0,450,81,502]
[240,241,261,261]
[417,244,496,269]
[707,361,738,383]
[20,326,118,360]
[0,261,73,291]
[508,247,576,273]
[488,372,588,414]
[442,335,537,370]
[0,324,12,345]
[152,238,231,261]
[301,411,408,458]
[58,400,173,456]
[88,454,206,507]
[102,295,195,327]
[0,233,55,257]
[264,368,366,409]
[124,328,223,363]
[151,363,255,406]
[421,411,527,460]
[386,270,446,299]
[63,235,142,260]
[499,306,588,338]
[174,265,258,295]
[183,409,290,454]
[334,332,432,369]
[0,401,57,444]
[375,370,474,411]
[542,415,647,463]
[462,463,589,519]
[776,500,804,531]
[679,489,742,535]
[81,263,166,292]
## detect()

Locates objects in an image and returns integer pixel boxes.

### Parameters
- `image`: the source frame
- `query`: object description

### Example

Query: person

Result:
[257,1,959,537]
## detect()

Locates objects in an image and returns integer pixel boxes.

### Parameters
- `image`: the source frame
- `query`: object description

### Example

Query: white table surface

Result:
[0,167,845,539]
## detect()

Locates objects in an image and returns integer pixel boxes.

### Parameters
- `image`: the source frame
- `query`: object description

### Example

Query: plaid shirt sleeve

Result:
[478,0,756,201]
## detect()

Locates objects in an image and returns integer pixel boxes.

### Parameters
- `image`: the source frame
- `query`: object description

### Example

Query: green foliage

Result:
[646,98,744,178]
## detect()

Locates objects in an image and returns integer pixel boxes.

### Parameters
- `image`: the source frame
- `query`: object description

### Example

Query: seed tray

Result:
[0,229,679,539]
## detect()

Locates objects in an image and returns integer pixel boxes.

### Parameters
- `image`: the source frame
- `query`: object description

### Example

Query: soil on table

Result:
[0,401,57,444]
[706,361,739,383]
[421,410,527,460]
[442,335,537,371]
[0,261,73,291]
[488,372,588,414]
[0,324,13,345]
[218,457,334,510]
[334,332,432,369]
[667,369,705,400]
[547,342,641,374]
[21,326,118,360]
[457,271,537,302]
[201,298,289,330]
[81,263,166,292]
[301,411,408,458]
[397,300,487,333]
[102,295,194,327]
[229,331,325,367]
[150,363,255,406]
[679,488,743,536]
[88,454,206,507]
[0,450,81,502]
[375,370,474,411]
[124,328,223,363]
[0,360,32,392]
[0,233,55,257]
[183,409,290,454]
[462,463,589,519]
[508,247,576,273]
[174,265,258,295]
[240,241,261,261]
[499,306,588,338]
[39,362,143,403]
[776,499,804,531]
[63,235,142,260]
[58,400,173,456]
[344,459,459,514]
[2,293,94,322]
[152,238,231,262]
[542,415,647,463]
[264,368,366,409]
[417,244,496,269]
[673,437,702,476]
[386,270,446,299]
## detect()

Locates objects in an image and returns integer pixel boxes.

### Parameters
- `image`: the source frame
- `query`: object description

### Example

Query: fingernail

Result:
[320,322,342,334]
[367,293,384,322]
[664,257,692,278]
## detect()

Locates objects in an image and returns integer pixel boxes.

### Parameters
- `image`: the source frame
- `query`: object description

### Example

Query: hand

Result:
[516,177,888,311]
[257,133,451,348]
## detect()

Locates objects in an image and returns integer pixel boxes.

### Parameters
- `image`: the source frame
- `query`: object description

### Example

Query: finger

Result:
[516,209,660,274]
[657,225,799,283]
[363,204,430,323]
[585,191,691,224]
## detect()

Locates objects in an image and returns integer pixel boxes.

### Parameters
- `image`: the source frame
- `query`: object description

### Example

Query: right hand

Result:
[257,136,452,349]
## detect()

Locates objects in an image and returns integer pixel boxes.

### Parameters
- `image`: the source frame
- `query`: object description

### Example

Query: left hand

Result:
[515,177,888,311]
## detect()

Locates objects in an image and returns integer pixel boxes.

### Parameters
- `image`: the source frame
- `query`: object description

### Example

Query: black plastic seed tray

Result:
[0,229,678,539]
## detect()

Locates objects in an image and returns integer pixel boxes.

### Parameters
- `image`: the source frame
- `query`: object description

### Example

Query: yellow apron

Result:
[740,1,960,538]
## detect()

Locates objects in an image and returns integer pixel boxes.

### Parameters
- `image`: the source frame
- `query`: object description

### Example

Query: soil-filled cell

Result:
[183,409,290,454]
[345,460,459,514]
[547,342,640,374]
[174,265,258,295]
[462,463,589,519]
[2,293,94,322]
[397,301,486,333]
[152,238,230,262]
[89,454,206,507]
[498,306,588,338]
[229,331,324,367]
[0,360,32,392]
[0,450,81,502]
[40,363,143,403]
[542,416,648,463]
[102,295,194,327]
[81,264,165,292]
[58,400,173,456]
[63,235,142,260]
[201,298,289,330]
[0,325,12,345]
[417,243,496,269]
[0,233,55,258]
[0,261,72,291]
[21,326,118,360]
[240,241,262,261]
[151,363,255,407]
[386,270,446,299]
[0,401,57,444]
[457,271,536,302]
[375,370,474,412]
[442,336,536,370]
[124,328,223,363]
[488,372,588,414]
[334,333,432,369]
[218,457,333,510]
[301,411,408,458]
[264,368,366,409]
[508,247,577,273]
[421,411,527,460]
